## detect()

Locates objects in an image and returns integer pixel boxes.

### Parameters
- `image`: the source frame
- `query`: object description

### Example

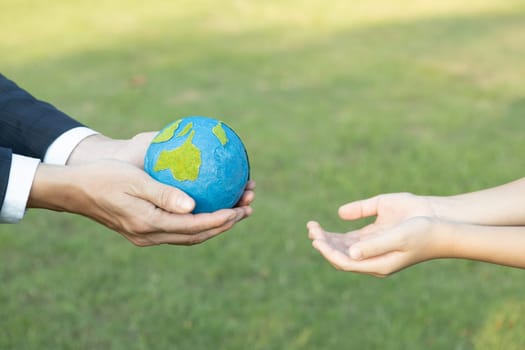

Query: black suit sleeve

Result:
[0,73,84,160]
[0,73,86,211]
[0,147,12,210]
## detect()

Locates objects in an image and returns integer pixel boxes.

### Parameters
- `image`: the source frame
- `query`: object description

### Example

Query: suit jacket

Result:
[0,73,84,208]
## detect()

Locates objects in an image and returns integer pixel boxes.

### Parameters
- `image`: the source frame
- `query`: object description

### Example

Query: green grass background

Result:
[2,1,525,349]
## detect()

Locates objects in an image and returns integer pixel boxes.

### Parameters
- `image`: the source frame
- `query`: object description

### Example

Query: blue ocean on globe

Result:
[144,116,250,213]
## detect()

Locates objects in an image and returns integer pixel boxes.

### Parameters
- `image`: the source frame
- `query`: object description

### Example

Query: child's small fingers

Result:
[349,229,402,260]
[307,221,325,240]
[312,239,354,271]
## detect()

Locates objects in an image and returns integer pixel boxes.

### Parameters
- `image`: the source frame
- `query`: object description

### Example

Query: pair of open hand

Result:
[28,131,525,276]
[307,194,439,277]
[27,132,255,247]
[308,179,525,276]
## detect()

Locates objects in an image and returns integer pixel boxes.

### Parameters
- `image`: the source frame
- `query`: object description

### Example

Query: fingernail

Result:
[178,197,194,211]
[350,247,362,260]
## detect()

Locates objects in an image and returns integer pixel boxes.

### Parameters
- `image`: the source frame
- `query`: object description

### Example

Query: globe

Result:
[144,116,250,213]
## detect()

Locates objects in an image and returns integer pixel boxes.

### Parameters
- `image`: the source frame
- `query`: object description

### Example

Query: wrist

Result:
[427,218,456,259]
[426,195,454,222]
[67,134,126,165]
[27,164,78,212]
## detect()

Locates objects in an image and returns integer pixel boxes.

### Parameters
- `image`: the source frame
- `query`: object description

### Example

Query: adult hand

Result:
[67,132,156,168]
[28,160,254,246]
[69,132,257,209]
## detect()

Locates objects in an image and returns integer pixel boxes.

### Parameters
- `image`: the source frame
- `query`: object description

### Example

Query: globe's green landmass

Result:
[153,130,202,181]
[151,120,231,182]
[177,122,193,137]
[212,122,228,145]
[152,119,182,143]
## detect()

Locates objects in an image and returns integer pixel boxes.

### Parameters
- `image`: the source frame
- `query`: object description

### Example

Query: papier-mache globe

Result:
[144,116,250,213]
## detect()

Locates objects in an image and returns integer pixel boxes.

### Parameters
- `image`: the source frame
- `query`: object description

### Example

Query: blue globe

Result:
[144,116,250,213]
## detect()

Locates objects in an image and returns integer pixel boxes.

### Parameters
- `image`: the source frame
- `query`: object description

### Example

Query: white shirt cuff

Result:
[44,127,99,165]
[0,154,40,223]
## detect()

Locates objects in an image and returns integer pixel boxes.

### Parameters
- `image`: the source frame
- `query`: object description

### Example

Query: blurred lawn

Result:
[2,0,525,349]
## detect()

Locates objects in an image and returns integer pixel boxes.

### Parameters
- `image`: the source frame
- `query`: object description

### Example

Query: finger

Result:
[174,209,237,234]
[307,221,326,240]
[122,206,249,245]
[313,238,405,276]
[338,196,380,221]
[237,205,253,219]
[147,218,238,245]
[137,176,195,214]
[312,239,354,270]
[153,206,251,235]
[237,190,255,207]
[340,252,408,277]
[348,228,403,261]
[223,206,252,223]
[307,221,360,242]
[245,180,256,191]
[309,224,359,256]
[147,206,251,244]
[236,180,256,206]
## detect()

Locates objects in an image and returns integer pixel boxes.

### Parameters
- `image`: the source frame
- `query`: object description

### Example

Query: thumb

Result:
[139,176,195,214]
[338,196,380,221]
[348,229,402,260]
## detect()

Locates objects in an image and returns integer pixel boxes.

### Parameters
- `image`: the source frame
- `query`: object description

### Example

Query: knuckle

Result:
[124,221,150,235]
[127,236,152,247]
[158,188,172,209]
[137,209,162,233]
[223,220,235,231]
[376,267,394,277]
[187,234,205,246]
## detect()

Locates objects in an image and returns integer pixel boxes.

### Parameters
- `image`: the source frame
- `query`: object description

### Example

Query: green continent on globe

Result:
[212,122,229,145]
[153,130,202,181]
[152,119,182,143]
[177,122,193,137]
